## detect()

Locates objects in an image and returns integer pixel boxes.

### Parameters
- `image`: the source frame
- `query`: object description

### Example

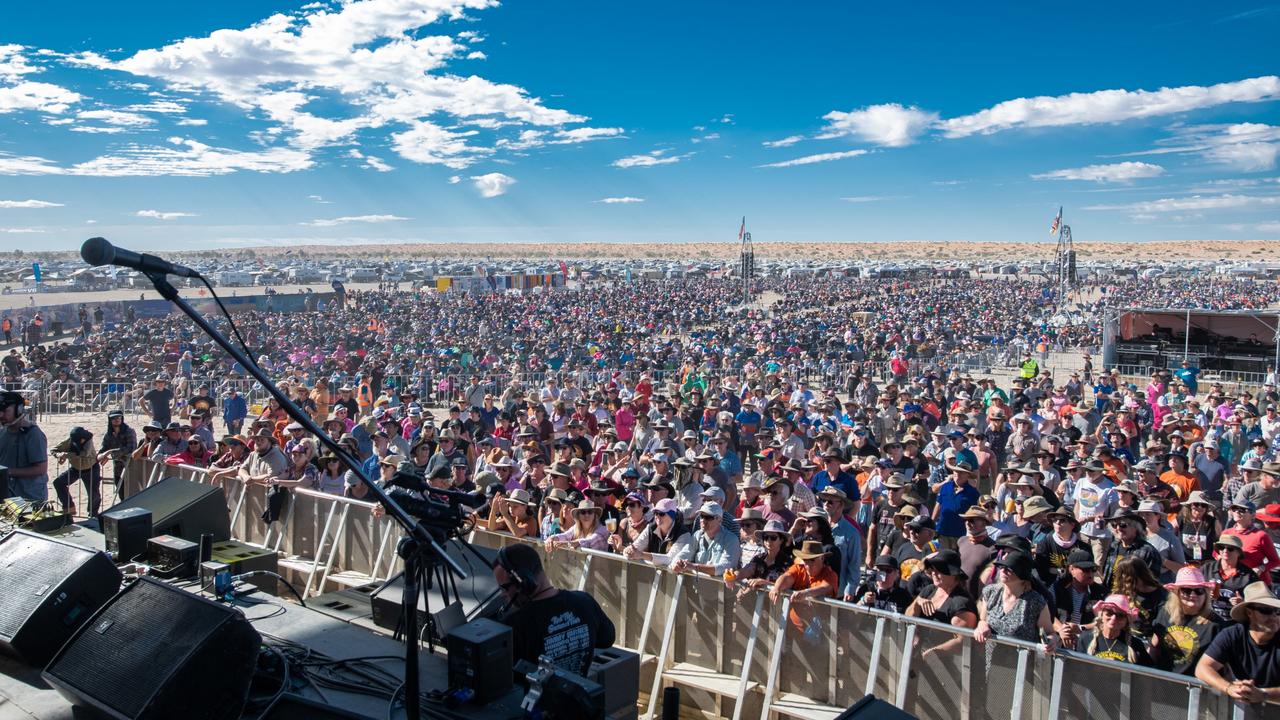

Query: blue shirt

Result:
[1175,367,1200,394]
[831,517,863,597]
[935,480,979,538]
[222,395,247,422]
[812,469,860,503]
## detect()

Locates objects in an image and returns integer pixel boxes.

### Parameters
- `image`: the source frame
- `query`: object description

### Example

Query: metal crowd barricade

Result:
[124,458,1245,720]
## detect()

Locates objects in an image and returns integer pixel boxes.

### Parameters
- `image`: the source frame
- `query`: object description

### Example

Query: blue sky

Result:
[0,1,1278,250]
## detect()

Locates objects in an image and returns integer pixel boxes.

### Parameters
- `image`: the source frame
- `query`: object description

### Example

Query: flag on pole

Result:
[559,260,568,278]
[737,217,746,241]
[1049,206,1062,236]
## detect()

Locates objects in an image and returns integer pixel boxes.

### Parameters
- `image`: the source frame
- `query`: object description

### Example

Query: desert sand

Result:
[28,240,1280,264]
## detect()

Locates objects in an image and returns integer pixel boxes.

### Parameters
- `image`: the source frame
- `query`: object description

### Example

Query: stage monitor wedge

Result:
[0,529,122,667]
[43,576,261,720]
[102,476,230,544]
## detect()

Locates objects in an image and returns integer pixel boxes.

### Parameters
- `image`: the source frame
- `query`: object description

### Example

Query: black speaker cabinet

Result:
[0,529,122,666]
[43,577,261,720]
[101,476,230,543]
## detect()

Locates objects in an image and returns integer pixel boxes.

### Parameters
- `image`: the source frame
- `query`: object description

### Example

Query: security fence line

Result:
[107,457,1257,720]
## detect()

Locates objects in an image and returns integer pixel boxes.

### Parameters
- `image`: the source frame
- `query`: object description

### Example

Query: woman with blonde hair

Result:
[1076,594,1154,666]
[546,499,610,551]
[1151,567,1221,675]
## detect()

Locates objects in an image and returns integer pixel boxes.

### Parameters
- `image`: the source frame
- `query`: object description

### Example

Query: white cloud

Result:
[76,0,590,169]
[941,76,1280,138]
[303,214,409,226]
[78,109,153,126]
[690,132,720,144]
[757,149,868,168]
[470,172,514,197]
[0,81,81,114]
[0,153,63,174]
[447,175,461,184]
[0,138,313,177]
[763,135,804,148]
[840,196,888,203]
[0,199,63,208]
[1119,123,1280,172]
[0,44,39,81]
[124,101,186,114]
[550,127,624,144]
[612,149,690,169]
[1032,161,1165,183]
[70,126,128,134]
[466,51,486,60]
[0,227,44,234]
[596,196,644,204]
[391,121,489,169]
[308,194,332,203]
[719,114,734,124]
[347,148,394,171]
[136,209,197,219]
[820,104,938,147]
[1085,194,1280,213]
[176,118,208,126]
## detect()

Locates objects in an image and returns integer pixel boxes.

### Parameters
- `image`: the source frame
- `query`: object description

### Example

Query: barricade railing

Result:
[123,456,1246,719]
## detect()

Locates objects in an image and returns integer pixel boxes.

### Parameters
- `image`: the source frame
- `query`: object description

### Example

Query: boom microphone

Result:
[80,237,200,279]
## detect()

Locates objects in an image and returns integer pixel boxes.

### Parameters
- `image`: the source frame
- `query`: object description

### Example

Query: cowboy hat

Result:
[1093,593,1139,620]
[1163,566,1215,592]
[793,540,828,561]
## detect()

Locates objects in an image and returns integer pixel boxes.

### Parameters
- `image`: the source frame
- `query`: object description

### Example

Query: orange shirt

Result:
[782,561,837,631]
[1160,469,1199,500]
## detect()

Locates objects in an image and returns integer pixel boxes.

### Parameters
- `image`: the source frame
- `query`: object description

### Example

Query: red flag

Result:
[559,260,568,278]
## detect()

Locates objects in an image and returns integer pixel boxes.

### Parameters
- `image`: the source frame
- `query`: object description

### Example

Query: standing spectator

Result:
[1152,567,1221,675]
[769,540,839,633]
[52,427,100,517]
[974,551,1056,648]
[222,386,248,435]
[1221,499,1280,581]
[142,376,175,428]
[1076,594,1154,666]
[1197,582,1280,712]
[932,459,979,550]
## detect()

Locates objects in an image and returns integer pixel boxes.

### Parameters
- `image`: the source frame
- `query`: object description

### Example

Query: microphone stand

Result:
[143,271,461,720]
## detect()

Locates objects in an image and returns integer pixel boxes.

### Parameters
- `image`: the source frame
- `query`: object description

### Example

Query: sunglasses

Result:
[187,441,202,446]
[1251,606,1280,617]
[763,534,784,542]
[1177,588,1206,597]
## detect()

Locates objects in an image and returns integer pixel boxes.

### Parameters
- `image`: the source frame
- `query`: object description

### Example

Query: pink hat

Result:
[1092,593,1139,619]
[653,498,680,516]
[1163,566,1215,591]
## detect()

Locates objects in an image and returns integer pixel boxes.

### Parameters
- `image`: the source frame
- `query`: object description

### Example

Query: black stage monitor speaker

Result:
[0,529,122,667]
[102,476,230,543]
[370,541,503,643]
[43,577,261,720]
[834,694,919,720]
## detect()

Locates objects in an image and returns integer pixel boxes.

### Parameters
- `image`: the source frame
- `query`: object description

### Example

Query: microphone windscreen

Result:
[81,237,114,267]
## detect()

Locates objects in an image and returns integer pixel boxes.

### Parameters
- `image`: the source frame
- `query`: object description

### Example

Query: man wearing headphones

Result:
[0,391,48,502]
[492,543,615,677]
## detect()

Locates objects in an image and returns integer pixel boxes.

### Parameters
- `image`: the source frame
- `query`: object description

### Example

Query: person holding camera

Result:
[53,426,102,517]
[0,391,47,502]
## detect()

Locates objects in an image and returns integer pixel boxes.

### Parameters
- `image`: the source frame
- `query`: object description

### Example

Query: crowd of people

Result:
[4,271,1280,711]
